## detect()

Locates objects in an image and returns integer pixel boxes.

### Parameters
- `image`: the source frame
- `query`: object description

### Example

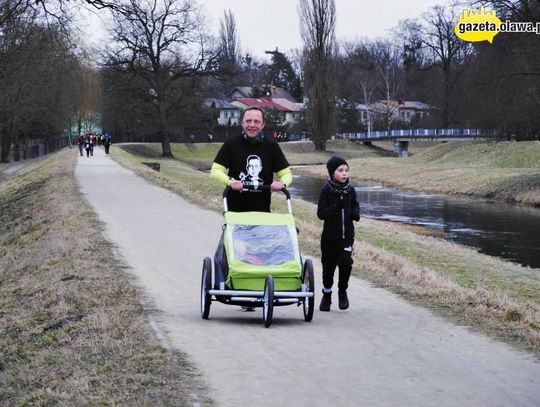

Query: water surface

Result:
[288,174,540,268]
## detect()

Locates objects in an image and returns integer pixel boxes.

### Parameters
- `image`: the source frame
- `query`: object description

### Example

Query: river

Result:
[288,174,540,268]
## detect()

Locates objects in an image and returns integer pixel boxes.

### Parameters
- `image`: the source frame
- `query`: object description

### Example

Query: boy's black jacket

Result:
[317,183,360,245]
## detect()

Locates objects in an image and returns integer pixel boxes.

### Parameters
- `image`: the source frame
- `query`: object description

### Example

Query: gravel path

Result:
[76,148,540,407]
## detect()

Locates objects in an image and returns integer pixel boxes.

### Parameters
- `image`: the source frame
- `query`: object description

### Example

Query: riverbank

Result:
[0,150,212,405]
[124,139,540,206]
[298,140,540,207]
[112,142,540,356]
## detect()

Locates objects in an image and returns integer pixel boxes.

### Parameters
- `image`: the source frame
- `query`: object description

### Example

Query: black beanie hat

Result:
[326,156,348,177]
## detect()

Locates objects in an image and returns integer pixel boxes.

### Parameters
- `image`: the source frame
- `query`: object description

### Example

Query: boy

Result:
[317,156,360,311]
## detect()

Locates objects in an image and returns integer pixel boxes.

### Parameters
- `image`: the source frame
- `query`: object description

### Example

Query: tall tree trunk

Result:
[13,130,22,161]
[442,68,450,128]
[1,127,12,163]
[160,130,173,157]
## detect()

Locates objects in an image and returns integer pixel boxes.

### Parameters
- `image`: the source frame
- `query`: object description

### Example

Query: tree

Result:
[298,0,337,151]
[264,108,286,135]
[336,41,380,133]
[264,48,302,101]
[105,0,215,157]
[101,67,149,141]
[0,1,80,162]
[480,0,540,22]
[217,8,241,76]
[372,40,405,130]
[400,3,473,127]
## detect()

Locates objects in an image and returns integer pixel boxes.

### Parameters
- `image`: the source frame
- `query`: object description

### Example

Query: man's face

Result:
[242,110,265,138]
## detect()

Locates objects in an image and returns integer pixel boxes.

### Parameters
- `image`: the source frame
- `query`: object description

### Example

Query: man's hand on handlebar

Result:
[229,180,243,191]
[228,180,285,192]
[270,181,285,191]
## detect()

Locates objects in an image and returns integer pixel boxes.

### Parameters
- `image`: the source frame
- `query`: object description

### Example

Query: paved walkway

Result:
[75,147,540,407]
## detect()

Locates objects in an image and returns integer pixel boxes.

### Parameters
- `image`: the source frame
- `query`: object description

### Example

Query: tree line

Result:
[1,0,538,161]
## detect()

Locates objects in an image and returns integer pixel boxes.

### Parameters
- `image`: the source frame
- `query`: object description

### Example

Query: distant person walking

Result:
[84,134,92,158]
[89,133,96,156]
[103,132,112,155]
[77,134,85,156]
[317,156,360,312]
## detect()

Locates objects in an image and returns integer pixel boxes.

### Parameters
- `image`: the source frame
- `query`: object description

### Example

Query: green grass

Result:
[415,141,540,168]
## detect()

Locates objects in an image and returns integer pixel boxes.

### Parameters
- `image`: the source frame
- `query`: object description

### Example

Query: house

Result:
[231,98,289,112]
[269,98,303,124]
[357,103,370,123]
[369,100,434,124]
[229,85,297,103]
[231,98,303,126]
[398,101,433,121]
[205,86,303,129]
[205,98,241,126]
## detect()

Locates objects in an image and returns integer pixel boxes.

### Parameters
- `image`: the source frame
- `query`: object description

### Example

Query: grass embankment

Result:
[0,150,212,405]
[121,139,391,171]
[301,141,540,207]
[114,141,540,356]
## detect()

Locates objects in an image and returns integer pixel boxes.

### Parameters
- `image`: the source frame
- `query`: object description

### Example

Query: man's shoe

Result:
[338,290,349,310]
[319,292,332,312]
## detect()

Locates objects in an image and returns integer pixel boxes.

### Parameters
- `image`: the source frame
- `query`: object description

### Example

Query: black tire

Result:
[303,259,315,322]
[201,257,212,319]
[263,275,274,328]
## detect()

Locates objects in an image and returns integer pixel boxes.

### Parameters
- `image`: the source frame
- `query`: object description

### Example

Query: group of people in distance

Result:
[210,106,360,312]
[77,132,112,157]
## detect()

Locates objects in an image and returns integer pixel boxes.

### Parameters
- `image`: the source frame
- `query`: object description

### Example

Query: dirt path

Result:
[76,148,540,406]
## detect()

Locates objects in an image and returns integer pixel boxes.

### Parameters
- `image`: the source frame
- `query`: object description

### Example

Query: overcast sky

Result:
[81,0,448,58]
[202,0,447,58]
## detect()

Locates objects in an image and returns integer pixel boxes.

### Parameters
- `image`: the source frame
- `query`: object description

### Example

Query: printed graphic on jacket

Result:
[239,155,263,189]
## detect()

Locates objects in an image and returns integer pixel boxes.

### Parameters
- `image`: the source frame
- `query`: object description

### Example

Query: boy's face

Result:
[332,164,349,183]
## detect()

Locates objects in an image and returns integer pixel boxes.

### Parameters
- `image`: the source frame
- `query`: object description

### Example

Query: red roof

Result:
[234,98,289,112]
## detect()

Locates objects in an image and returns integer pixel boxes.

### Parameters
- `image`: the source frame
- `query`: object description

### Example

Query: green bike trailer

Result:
[200,186,315,327]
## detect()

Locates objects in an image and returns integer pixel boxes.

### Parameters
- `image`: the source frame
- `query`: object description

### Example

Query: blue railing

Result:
[338,128,500,140]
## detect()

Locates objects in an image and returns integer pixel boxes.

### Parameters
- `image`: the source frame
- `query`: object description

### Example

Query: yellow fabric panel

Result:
[210,162,231,186]
[276,166,292,187]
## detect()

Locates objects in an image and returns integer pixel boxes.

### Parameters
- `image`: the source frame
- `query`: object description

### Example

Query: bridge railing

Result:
[339,128,501,140]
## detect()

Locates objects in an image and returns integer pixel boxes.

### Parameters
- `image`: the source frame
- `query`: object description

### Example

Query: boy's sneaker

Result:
[338,290,349,310]
[319,291,332,312]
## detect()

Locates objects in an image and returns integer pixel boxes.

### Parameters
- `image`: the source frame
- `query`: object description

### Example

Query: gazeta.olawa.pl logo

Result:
[454,6,540,43]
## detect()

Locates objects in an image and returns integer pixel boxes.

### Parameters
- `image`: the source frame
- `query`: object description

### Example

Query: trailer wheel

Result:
[201,257,212,319]
[303,259,315,322]
[263,275,274,328]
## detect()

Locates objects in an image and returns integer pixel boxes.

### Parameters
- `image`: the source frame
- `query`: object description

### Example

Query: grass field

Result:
[112,141,540,356]
[0,150,212,405]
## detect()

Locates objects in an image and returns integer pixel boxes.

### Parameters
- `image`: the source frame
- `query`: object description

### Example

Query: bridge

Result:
[337,128,502,157]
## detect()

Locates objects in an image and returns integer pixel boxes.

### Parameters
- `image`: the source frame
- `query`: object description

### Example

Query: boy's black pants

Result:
[321,239,353,291]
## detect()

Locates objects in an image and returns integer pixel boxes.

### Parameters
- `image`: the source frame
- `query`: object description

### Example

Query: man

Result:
[103,132,112,155]
[210,106,292,212]
[77,134,85,156]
